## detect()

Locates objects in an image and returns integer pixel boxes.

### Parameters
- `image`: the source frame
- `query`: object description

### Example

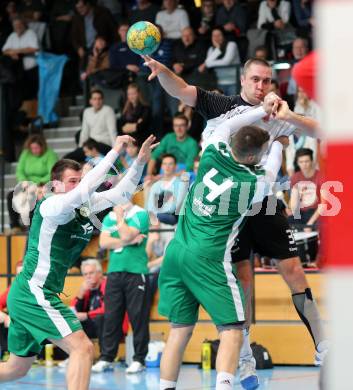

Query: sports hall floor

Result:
[1,363,320,389]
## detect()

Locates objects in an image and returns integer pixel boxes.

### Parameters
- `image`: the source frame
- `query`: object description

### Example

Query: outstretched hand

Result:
[137,135,159,163]
[142,55,164,81]
[113,135,136,154]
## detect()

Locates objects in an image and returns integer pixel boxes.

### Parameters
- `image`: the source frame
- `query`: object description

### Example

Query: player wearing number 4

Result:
[0,135,158,390]
[144,55,328,390]
[158,102,288,390]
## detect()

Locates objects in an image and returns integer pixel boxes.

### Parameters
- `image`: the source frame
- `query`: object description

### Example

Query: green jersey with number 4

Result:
[175,141,265,261]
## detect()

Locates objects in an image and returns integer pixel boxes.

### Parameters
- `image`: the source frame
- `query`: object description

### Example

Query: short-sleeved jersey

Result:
[174,140,264,261]
[102,205,150,274]
[22,199,94,293]
[195,88,296,164]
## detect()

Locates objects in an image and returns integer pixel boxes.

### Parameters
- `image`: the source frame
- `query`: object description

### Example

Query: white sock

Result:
[160,378,177,390]
[216,371,234,390]
[239,329,253,362]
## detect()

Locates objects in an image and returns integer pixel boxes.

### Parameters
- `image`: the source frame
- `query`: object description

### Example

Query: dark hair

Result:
[82,138,100,150]
[242,58,271,76]
[173,113,189,125]
[271,79,279,88]
[161,153,177,164]
[51,159,82,181]
[90,88,104,99]
[295,148,313,161]
[75,0,92,5]
[24,134,47,154]
[231,126,270,160]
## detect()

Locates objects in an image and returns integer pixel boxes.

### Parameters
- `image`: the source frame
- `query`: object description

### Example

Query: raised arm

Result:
[142,55,197,107]
[89,135,158,212]
[40,136,135,217]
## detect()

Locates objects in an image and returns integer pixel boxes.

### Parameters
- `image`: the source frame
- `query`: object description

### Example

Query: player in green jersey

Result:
[158,105,288,390]
[0,135,157,390]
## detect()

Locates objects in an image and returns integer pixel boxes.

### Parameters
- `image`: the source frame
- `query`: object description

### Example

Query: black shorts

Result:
[231,196,298,263]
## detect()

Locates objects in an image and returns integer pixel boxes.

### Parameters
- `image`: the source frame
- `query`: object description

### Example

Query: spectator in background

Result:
[49,0,75,55]
[196,0,216,43]
[17,0,43,22]
[269,79,281,95]
[65,89,117,162]
[128,0,160,25]
[146,113,199,179]
[81,35,110,81]
[257,0,291,31]
[285,87,319,176]
[71,0,115,65]
[118,83,151,146]
[177,100,204,143]
[204,26,240,96]
[0,8,12,48]
[7,134,58,234]
[292,0,313,38]
[2,17,39,99]
[71,259,106,349]
[254,45,269,61]
[5,1,19,22]
[286,37,309,107]
[82,138,104,166]
[155,0,190,40]
[0,261,23,356]
[93,203,150,374]
[288,148,323,230]
[216,0,248,39]
[109,21,142,83]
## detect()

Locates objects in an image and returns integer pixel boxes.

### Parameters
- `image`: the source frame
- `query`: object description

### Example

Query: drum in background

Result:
[293,231,319,266]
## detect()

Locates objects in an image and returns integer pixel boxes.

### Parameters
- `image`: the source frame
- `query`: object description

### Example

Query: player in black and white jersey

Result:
[143,56,327,390]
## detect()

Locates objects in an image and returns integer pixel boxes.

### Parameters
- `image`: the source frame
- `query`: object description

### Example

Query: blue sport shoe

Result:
[239,357,259,390]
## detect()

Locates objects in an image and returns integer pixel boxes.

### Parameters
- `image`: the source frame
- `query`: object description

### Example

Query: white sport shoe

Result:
[239,357,259,390]
[125,361,145,374]
[91,360,114,373]
[58,358,69,368]
[314,340,329,366]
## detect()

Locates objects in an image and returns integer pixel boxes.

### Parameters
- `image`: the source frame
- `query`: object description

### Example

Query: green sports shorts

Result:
[158,239,245,326]
[6,274,82,357]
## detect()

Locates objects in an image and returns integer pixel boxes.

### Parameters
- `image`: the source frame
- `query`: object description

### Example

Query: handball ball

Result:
[127,21,161,56]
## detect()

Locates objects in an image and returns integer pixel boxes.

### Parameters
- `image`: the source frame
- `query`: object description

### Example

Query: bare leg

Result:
[50,330,94,390]
[276,256,309,293]
[216,329,243,374]
[0,354,35,382]
[236,260,253,328]
[160,325,194,382]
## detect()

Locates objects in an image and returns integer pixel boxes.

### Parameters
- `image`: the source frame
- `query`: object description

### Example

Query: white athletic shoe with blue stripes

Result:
[239,357,259,390]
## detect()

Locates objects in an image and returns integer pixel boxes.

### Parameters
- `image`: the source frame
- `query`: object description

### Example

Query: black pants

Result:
[81,314,104,349]
[100,272,150,364]
[0,324,8,357]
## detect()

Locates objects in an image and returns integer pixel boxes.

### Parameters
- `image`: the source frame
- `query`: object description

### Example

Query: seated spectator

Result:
[71,259,106,347]
[196,0,216,43]
[204,26,240,96]
[108,21,142,87]
[93,203,150,374]
[5,1,19,22]
[81,35,110,81]
[254,45,270,61]
[155,0,190,40]
[64,89,117,162]
[7,134,58,234]
[292,0,313,38]
[147,154,188,226]
[82,138,104,166]
[118,83,151,146]
[49,0,75,55]
[71,0,115,65]
[0,261,23,356]
[146,113,199,180]
[215,0,247,39]
[17,0,43,22]
[128,0,160,25]
[257,0,291,31]
[285,87,319,176]
[269,79,281,95]
[2,17,39,100]
[287,148,323,229]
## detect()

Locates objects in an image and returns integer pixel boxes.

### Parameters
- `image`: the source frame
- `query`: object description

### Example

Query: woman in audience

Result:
[118,83,151,146]
[203,26,240,96]
[81,36,110,82]
[7,134,58,234]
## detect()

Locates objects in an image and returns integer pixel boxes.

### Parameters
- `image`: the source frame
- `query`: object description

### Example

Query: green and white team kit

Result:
[158,106,284,326]
[7,149,145,357]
